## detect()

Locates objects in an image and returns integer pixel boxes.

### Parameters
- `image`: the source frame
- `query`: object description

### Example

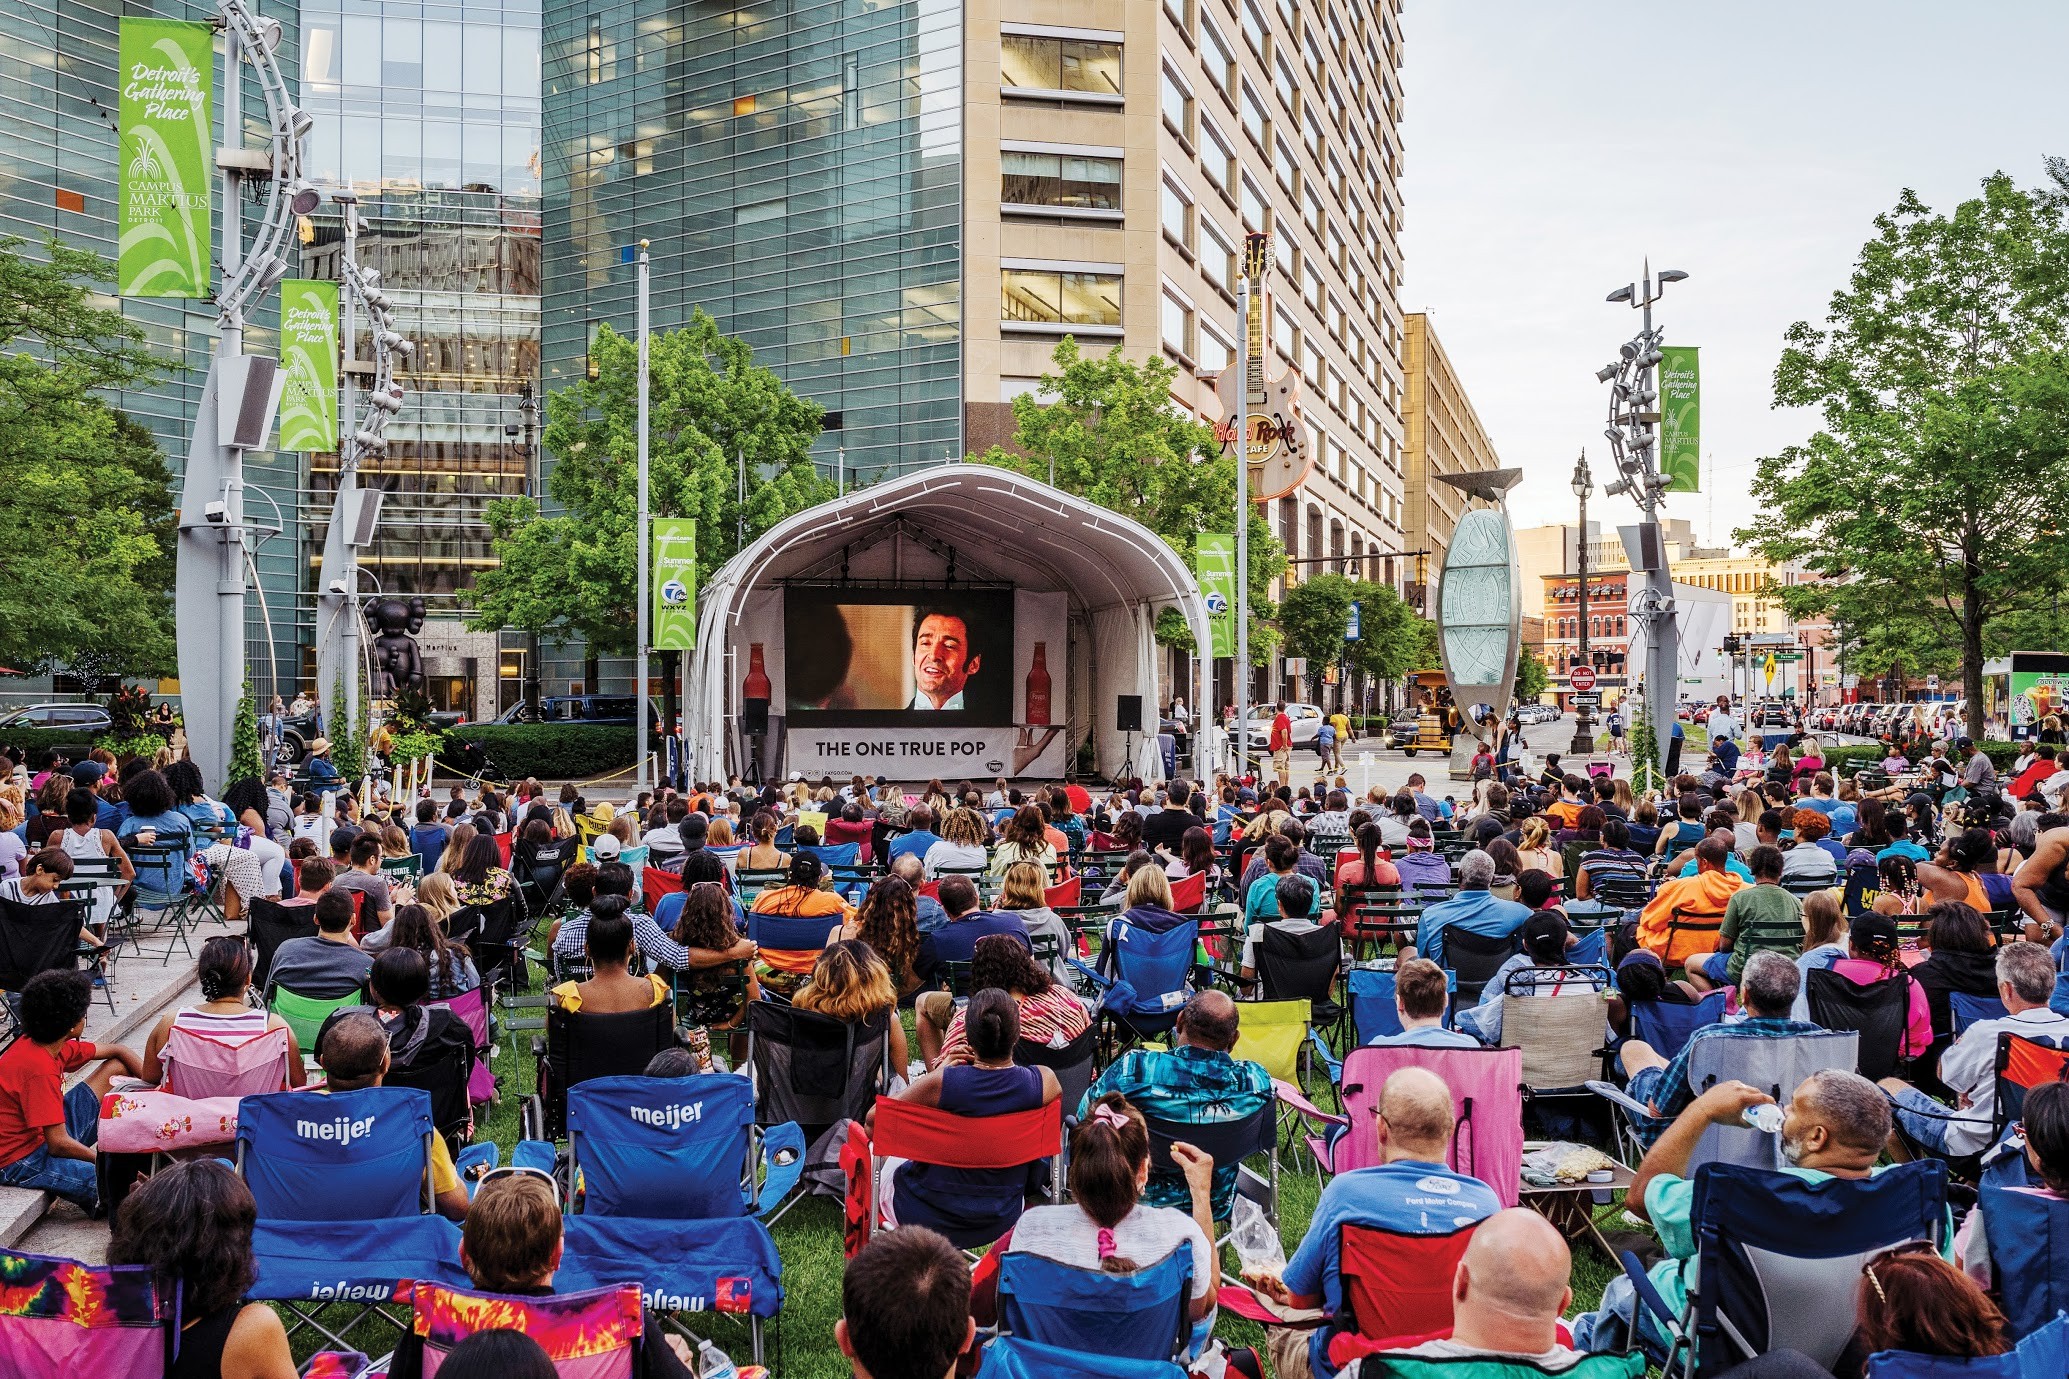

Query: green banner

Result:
[117,19,213,298]
[277,280,340,452]
[1196,533,1236,659]
[653,518,698,650]
[1659,345,1700,493]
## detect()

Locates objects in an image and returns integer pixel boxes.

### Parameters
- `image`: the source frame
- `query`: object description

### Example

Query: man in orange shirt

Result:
[1635,835,1744,970]
[1544,774,1588,830]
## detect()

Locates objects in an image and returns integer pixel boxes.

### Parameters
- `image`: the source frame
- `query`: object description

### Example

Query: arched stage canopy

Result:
[687,465,1213,784]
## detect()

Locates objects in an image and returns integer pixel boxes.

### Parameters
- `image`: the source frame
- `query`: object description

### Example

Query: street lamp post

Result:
[1569,453,1595,755]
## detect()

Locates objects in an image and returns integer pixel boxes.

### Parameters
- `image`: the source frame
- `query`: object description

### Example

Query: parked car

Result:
[1242,702,1324,751]
[1387,712,1422,747]
[0,703,113,733]
[497,695,662,732]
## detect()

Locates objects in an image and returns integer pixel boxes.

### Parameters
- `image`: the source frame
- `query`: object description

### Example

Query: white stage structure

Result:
[686,466,1213,785]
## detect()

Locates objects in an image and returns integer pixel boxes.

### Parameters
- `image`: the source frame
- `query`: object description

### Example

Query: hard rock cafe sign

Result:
[1214,231,1309,503]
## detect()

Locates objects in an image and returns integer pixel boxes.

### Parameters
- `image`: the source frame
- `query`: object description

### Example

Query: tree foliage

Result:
[470,309,832,658]
[1738,173,2069,737]
[0,238,175,677]
[1279,574,1431,700]
[976,338,1283,660]
[229,677,263,786]
[1515,645,1549,703]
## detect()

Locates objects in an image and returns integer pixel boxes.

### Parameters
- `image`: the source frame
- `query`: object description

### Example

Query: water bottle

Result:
[697,1339,739,1379]
[1741,1103,1784,1134]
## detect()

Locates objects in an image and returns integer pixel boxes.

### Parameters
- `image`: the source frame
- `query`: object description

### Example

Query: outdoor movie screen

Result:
[783,588,1016,727]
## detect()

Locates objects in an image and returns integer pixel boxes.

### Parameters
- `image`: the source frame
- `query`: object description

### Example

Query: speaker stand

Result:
[745,731,766,788]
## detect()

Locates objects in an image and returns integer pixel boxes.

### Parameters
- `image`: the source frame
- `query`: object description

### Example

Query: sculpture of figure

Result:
[363,595,427,696]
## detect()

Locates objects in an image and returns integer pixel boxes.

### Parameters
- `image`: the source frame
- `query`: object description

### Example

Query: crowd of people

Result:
[5,722,2069,1378]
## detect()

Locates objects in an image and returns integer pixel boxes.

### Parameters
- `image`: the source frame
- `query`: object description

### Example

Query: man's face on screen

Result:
[914,614,980,706]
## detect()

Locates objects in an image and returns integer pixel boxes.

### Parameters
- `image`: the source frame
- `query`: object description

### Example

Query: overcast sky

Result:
[1399,2,2068,549]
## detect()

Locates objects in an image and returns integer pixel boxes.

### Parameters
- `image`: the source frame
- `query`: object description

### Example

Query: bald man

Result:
[1245,1068,1502,1379]
[1571,1069,1948,1355]
[1392,1209,1577,1367]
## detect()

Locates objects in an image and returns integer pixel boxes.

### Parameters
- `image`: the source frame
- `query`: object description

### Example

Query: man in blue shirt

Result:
[1369,959,1479,1048]
[1243,1066,1502,1379]
[1411,850,1529,969]
[915,876,1029,980]
[886,805,942,865]
[408,798,450,874]
[70,763,120,831]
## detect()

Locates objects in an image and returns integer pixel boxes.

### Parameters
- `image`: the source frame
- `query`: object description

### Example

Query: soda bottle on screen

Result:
[1027,642,1051,725]
[743,643,772,701]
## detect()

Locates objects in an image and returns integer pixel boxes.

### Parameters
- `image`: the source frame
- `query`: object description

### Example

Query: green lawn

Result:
[287,1018,1629,1376]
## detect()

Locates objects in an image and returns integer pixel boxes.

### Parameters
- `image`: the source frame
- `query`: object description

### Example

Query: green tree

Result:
[1515,645,1549,704]
[0,238,174,677]
[329,672,366,784]
[1278,573,1428,705]
[470,310,833,709]
[1739,173,2069,739]
[976,338,1284,661]
[229,677,262,785]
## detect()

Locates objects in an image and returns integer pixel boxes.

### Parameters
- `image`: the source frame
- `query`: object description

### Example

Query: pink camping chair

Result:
[159,1024,293,1101]
[0,1246,168,1377]
[431,987,498,1105]
[1277,1044,1524,1207]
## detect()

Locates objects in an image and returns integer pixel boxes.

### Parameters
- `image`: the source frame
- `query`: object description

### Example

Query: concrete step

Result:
[0,1186,52,1249]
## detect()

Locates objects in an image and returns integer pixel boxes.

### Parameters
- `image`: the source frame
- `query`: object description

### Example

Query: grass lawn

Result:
[287,1016,1630,1375]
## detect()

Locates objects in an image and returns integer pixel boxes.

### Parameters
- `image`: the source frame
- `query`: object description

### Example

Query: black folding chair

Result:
[246,898,318,994]
[1256,923,1345,1041]
[1444,926,1523,1005]
[0,895,101,1036]
[523,1000,679,1142]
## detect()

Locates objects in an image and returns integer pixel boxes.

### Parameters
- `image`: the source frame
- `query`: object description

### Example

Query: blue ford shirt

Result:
[1282,1158,1502,1378]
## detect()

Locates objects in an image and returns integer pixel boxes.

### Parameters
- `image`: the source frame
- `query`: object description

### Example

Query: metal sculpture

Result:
[1435,468,1525,777]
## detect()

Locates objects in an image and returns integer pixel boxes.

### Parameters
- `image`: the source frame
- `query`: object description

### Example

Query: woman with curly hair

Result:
[928,932,1089,1068]
[793,938,907,1071]
[923,806,990,878]
[832,875,922,998]
[989,804,1057,878]
[110,1159,298,1379]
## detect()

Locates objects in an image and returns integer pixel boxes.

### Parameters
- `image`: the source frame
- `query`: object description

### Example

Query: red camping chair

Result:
[1994,1032,2069,1143]
[1168,871,1208,913]
[863,1096,1064,1248]
[917,880,943,902]
[643,866,684,903]
[1327,1219,1481,1367]
[493,831,514,866]
[1045,876,1083,910]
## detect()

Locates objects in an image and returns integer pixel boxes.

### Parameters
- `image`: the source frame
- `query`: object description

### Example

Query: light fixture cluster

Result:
[338,213,411,467]
[216,0,311,324]
[1593,268,1687,509]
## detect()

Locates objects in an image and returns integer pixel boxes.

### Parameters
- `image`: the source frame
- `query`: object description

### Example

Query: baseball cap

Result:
[592,835,622,860]
[1955,737,1975,751]
[70,762,105,784]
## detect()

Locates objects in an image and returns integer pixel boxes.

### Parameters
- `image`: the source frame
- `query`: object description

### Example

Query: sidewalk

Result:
[1,913,225,1258]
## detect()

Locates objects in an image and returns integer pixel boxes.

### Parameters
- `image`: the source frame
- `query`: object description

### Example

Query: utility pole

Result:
[635,241,651,794]
[1569,454,1594,755]
[1235,232,1270,779]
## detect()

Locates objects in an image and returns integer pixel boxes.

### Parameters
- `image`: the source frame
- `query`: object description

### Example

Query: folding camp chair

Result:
[1016,1024,1099,1115]
[123,839,202,963]
[236,1086,468,1351]
[1168,870,1208,913]
[866,1095,1063,1249]
[997,1247,1192,1363]
[1442,927,1521,1004]
[456,898,520,996]
[1591,1029,1859,1173]
[246,898,317,991]
[1628,990,1730,1063]
[1346,964,1455,1043]
[1255,922,1346,1041]
[1345,901,1422,961]
[745,1001,893,1144]
[1279,1044,1524,1206]
[1951,989,2009,1035]
[1232,998,1312,1085]
[1139,1096,1278,1230]
[0,895,100,1015]
[1501,965,1613,1095]
[975,1335,1187,1379]
[524,1000,679,1143]
[746,909,834,995]
[1070,916,1199,1051]
[1620,1159,1947,1378]
[1991,1032,2069,1145]
[1976,1183,2069,1339]
[1864,1310,2069,1378]
[1314,1217,1482,1368]
[1655,902,1728,972]
[0,1245,167,1375]
[1805,966,1913,1080]
[556,1074,796,1364]
[387,1280,654,1377]
[158,1022,292,1099]
[269,984,364,1053]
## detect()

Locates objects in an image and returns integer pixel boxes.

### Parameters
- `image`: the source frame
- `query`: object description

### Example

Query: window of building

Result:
[1241,0,1267,55]
[1327,80,1345,131]
[1240,175,1267,231]
[1327,222,1346,270]
[1325,151,1344,199]
[1302,184,1324,234]
[1198,317,1235,372]
[1201,218,1237,294]
[1163,0,1189,32]
[1201,118,1236,193]
[1002,149,1123,211]
[1161,65,1195,142]
[1272,304,1297,361]
[1275,0,1295,28]
[1199,18,1235,95]
[1002,31,1123,97]
[1161,177,1194,252]
[1302,258,1322,310]
[1273,56,1297,112]
[1240,82,1269,146]
[1274,231,1297,280]
[1002,267,1124,328]
[1162,289,1195,357]
[1303,337,1323,389]
[1272,136,1297,194]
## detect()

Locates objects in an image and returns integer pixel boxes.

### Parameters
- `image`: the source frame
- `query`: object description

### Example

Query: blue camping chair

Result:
[555,1074,795,1365]
[1978,1185,2069,1340]
[998,1247,1193,1363]
[976,1336,1187,1379]
[1070,917,1199,1044]
[235,1086,467,1352]
[1629,990,1730,1063]
[1347,965,1456,1043]
[1952,990,2010,1036]
[1569,924,1610,967]
[1866,1311,2069,1378]
[1620,1160,1948,1377]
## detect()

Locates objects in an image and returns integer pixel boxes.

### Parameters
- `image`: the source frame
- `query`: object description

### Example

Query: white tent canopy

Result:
[685,465,1212,784]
